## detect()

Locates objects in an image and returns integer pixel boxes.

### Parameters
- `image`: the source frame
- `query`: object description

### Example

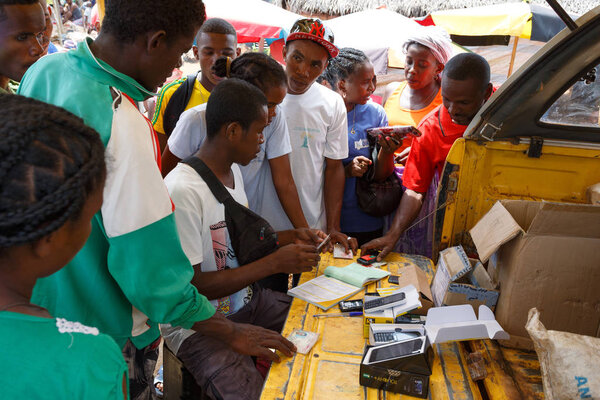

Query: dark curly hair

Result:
[206,78,267,139]
[329,47,370,81]
[0,94,106,249]
[101,0,206,43]
[0,0,39,21]
[212,52,286,93]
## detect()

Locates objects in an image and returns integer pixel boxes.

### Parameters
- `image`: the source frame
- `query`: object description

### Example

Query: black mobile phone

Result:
[388,275,400,285]
[357,255,377,265]
[339,299,364,312]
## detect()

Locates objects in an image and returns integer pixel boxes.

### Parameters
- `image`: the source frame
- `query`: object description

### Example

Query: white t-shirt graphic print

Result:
[164,163,252,316]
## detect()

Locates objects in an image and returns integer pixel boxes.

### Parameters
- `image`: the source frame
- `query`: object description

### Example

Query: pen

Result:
[313,311,363,318]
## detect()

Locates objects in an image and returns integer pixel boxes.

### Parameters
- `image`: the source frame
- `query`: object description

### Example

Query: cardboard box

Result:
[430,247,500,310]
[470,200,600,349]
[393,264,434,316]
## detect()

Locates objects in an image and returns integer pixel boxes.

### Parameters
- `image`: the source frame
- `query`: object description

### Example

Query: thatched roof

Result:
[277,0,596,18]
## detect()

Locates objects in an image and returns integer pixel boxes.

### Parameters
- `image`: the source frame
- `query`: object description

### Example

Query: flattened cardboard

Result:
[425,305,509,344]
[470,200,600,349]
[394,265,434,315]
[469,201,523,263]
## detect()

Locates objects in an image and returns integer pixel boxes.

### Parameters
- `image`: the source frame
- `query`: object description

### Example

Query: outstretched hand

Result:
[359,234,397,261]
[227,322,296,362]
[293,228,327,246]
[328,230,358,254]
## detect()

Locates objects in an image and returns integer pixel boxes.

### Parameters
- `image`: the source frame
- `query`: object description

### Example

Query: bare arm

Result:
[324,158,357,252]
[191,311,296,362]
[161,144,182,177]
[269,155,309,229]
[360,189,424,260]
[191,244,319,299]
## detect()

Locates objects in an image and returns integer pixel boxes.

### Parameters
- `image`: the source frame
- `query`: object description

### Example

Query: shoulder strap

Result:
[163,74,197,136]
[181,157,233,204]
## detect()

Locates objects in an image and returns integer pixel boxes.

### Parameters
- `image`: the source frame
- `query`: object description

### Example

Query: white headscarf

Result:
[403,26,454,65]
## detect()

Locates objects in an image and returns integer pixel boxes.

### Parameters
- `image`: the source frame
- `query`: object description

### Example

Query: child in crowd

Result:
[0,0,45,93]
[281,18,356,253]
[162,52,307,230]
[320,48,398,246]
[163,79,321,399]
[0,94,127,399]
[18,1,294,398]
[382,26,453,162]
[154,18,239,142]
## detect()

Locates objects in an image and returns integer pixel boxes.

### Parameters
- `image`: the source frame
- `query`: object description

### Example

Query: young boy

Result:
[361,53,494,260]
[18,1,294,398]
[281,18,355,252]
[0,0,45,93]
[153,17,238,138]
[164,78,323,399]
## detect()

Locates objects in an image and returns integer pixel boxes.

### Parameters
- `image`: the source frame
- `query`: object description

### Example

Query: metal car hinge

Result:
[527,136,544,158]
[479,122,501,141]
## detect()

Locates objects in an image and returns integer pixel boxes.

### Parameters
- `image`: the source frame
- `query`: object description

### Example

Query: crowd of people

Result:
[0,0,494,399]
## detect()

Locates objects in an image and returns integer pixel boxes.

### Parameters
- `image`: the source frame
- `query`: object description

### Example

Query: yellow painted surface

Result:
[437,138,600,253]
[262,252,543,399]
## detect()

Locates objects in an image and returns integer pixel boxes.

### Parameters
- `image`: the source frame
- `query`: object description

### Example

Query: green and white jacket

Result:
[19,38,215,349]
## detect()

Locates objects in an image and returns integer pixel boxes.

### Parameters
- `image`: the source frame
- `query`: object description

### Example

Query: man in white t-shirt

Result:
[163,79,325,399]
[281,19,356,253]
[165,103,299,232]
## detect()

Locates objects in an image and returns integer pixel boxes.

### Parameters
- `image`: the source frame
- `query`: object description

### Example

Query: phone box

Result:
[430,246,499,310]
[393,265,434,316]
[363,285,422,338]
[470,200,600,350]
[425,304,509,344]
[359,336,433,398]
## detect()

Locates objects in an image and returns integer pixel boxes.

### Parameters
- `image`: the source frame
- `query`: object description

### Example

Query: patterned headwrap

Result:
[403,26,454,65]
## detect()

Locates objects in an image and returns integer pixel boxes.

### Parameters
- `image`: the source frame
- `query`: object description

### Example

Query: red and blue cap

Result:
[286,18,338,58]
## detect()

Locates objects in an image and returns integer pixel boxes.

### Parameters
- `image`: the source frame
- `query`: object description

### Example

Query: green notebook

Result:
[323,263,390,287]
[287,263,390,310]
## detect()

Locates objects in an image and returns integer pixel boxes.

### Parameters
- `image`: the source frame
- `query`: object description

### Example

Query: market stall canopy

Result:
[324,9,422,75]
[203,0,301,43]
[418,2,580,45]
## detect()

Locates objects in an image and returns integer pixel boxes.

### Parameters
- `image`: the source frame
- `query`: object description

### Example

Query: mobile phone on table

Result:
[388,275,400,285]
[358,254,377,265]
[339,299,364,313]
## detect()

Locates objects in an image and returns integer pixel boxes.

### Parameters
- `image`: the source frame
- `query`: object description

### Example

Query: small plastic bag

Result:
[526,308,600,400]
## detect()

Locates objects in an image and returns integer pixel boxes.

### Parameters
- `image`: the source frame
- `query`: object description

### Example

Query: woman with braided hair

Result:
[162,52,309,234]
[0,95,128,399]
[320,48,398,246]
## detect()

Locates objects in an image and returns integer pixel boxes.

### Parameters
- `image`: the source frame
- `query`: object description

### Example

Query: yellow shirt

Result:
[152,76,210,134]
[384,81,443,154]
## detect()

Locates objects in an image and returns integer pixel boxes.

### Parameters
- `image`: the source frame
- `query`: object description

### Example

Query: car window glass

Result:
[540,63,600,128]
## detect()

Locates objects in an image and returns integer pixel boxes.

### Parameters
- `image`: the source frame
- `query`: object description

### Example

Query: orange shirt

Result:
[383,81,443,154]
[402,105,467,193]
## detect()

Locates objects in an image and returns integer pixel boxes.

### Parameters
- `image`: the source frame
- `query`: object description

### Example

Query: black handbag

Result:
[355,139,403,217]
[182,157,279,266]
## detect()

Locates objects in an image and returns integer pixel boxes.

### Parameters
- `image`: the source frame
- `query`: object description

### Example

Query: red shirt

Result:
[402,105,467,193]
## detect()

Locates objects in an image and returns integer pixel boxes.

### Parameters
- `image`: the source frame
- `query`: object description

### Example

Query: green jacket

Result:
[19,38,215,349]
